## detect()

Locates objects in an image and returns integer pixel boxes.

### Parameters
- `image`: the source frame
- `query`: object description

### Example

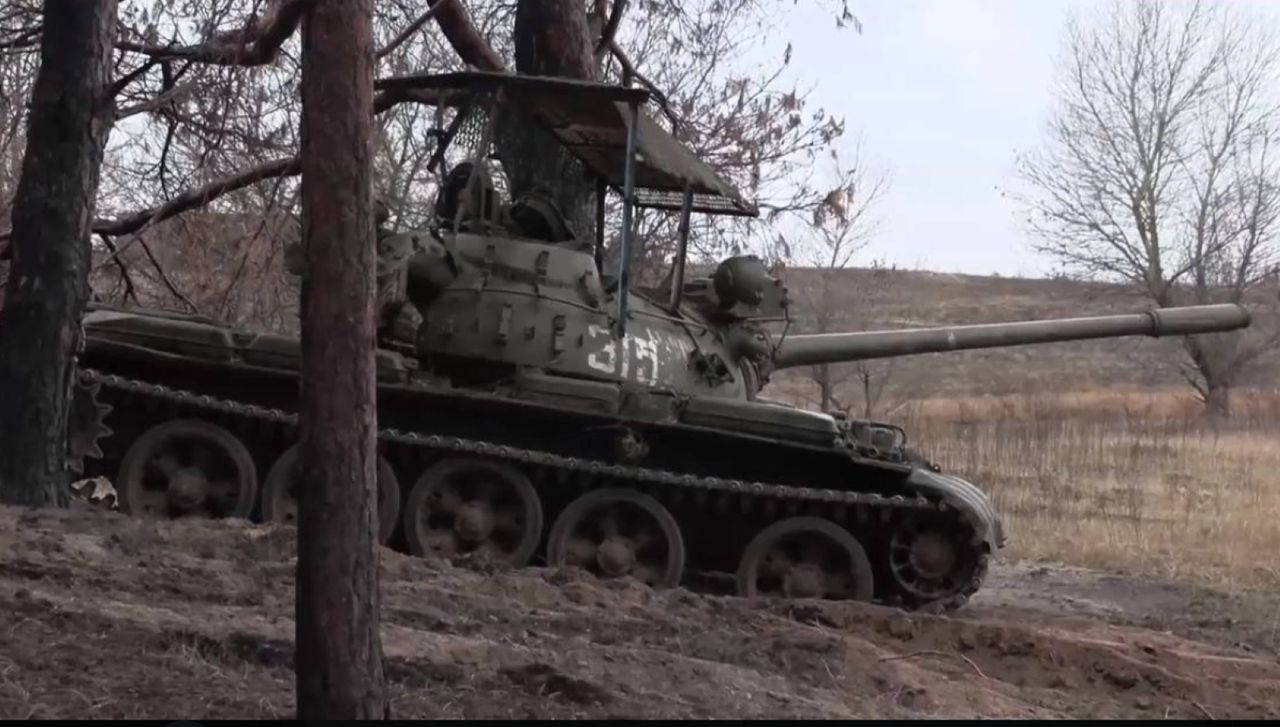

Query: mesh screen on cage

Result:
[435,101,512,201]
[450,104,491,164]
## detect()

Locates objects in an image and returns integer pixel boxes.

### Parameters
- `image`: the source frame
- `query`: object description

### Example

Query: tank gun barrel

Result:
[773,303,1252,370]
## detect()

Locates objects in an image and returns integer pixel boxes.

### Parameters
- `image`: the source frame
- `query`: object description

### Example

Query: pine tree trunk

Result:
[0,0,117,507]
[294,0,387,719]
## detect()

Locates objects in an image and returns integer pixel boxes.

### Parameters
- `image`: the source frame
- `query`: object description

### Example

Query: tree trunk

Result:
[815,364,833,412]
[497,0,601,237]
[0,0,116,507]
[1183,335,1234,419]
[1202,380,1231,419]
[859,368,874,420]
[295,0,387,719]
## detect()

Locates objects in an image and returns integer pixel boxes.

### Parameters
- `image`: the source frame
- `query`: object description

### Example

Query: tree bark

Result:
[430,0,506,72]
[1183,334,1234,418]
[295,0,387,719]
[497,0,601,237]
[815,364,833,412]
[0,0,117,507]
[1202,381,1231,419]
[859,368,873,420]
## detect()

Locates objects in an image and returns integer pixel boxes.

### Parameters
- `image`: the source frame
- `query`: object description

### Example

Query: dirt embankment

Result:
[1,504,1277,719]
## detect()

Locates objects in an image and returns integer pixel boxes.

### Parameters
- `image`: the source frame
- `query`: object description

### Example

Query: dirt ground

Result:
[1,503,1278,720]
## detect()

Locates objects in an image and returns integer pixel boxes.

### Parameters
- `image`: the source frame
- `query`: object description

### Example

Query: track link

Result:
[77,366,989,612]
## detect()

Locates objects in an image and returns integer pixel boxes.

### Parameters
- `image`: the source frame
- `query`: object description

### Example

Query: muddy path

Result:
[0,504,1276,719]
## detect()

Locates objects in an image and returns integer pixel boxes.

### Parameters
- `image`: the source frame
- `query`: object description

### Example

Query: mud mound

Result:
[1,504,1277,719]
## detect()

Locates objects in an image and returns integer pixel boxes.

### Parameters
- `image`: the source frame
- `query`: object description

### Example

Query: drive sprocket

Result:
[68,377,113,475]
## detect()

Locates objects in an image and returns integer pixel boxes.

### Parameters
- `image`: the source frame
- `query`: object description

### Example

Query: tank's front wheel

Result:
[116,419,258,520]
[736,516,875,601]
[260,443,402,544]
[546,487,685,589]
[402,458,544,565]
[885,514,978,608]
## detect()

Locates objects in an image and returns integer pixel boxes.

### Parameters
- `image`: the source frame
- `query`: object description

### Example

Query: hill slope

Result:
[2,503,1279,719]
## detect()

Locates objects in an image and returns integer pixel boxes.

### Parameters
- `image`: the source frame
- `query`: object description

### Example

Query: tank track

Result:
[76,366,989,612]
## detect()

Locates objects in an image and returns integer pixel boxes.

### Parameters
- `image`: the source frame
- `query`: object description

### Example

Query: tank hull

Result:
[72,304,1002,612]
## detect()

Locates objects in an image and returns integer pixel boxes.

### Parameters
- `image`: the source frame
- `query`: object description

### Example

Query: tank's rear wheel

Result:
[887,515,976,605]
[736,516,875,601]
[547,487,685,589]
[261,443,402,544]
[68,378,113,475]
[403,458,543,565]
[116,419,257,520]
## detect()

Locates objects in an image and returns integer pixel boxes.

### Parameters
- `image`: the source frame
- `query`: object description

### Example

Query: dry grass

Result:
[892,388,1280,591]
[761,265,1279,588]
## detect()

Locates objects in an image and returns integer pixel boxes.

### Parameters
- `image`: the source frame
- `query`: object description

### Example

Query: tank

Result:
[66,71,1253,612]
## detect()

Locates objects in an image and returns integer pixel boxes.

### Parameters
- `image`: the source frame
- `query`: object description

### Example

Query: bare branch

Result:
[373,87,447,113]
[0,24,39,51]
[594,0,628,59]
[96,232,138,305]
[105,57,158,99]
[134,230,201,314]
[432,0,505,71]
[93,156,301,238]
[606,39,679,131]
[377,1,449,60]
[114,79,199,120]
[116,0,314,67]
[3,83,453,263]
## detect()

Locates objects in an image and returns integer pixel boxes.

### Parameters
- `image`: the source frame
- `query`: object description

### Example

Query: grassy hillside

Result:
[752,266,1280,591]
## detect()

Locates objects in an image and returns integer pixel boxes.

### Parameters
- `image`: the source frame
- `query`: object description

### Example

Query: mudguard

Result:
[905,467,1005,552]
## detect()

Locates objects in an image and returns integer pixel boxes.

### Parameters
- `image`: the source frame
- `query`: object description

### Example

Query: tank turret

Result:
[68,70,1256,615]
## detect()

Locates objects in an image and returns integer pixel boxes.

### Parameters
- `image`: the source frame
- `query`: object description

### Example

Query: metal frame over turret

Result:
[373,69,763,338]
[67,68,1253,615]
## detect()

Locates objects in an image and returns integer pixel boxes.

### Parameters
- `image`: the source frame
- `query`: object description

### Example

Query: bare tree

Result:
[775,146,893,416]
[6,1,865,332]
[830,265,912,422]
[0,0,333,508]
[293,0,387,718]
[0,2,40,311]
[3,0,872,374]
[597,0,859,281]
[1013,0,1280,416]
[0,1,38,222]
[0,0,118,506]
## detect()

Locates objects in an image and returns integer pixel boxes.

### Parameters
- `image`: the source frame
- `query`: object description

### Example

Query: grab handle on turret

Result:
[772,303,1252,370]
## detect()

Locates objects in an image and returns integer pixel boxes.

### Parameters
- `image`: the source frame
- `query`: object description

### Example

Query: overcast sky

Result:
[755,0,1280,278]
